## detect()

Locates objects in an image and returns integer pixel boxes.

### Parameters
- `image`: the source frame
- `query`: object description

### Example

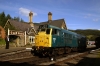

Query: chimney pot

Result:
[29,11,33,16]
[48,12,52,15]
[29,11,34,27]
[48,12,52,22]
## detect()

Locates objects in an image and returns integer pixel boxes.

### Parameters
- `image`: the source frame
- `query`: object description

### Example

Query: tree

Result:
[20,18,24,22]
[0,26,6,39]
[6,14,12,19]
[13,16,20,21]
[0,11,6,27]
[0,11,25,27]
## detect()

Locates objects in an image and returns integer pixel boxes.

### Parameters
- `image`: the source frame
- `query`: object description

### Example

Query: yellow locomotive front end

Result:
[35,31,51,47]
[31,28,52,56]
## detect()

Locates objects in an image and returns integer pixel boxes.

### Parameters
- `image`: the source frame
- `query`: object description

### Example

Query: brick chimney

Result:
[29,11,34,27]
[48,12,52,23]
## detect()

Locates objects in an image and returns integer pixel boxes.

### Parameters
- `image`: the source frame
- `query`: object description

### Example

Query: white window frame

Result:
[29,36,35,43]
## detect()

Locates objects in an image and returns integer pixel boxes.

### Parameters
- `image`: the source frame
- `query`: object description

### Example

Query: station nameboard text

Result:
[9,30,24,35]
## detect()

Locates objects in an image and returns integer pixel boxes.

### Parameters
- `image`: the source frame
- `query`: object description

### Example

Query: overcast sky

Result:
[0,0,100,30]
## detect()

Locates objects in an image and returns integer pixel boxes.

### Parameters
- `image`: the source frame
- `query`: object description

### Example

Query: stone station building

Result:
[4,11,67,47]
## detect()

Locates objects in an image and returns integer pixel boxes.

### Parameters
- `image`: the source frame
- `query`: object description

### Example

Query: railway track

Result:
[40,51,89,65]
[40,47,97,65]
[0,49,33,61]
[0,46,96,66]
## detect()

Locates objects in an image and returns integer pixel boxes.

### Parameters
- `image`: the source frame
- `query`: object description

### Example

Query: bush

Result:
[0,38,6,45]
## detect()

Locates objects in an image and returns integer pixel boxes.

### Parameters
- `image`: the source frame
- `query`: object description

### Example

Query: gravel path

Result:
[76,48,100,66]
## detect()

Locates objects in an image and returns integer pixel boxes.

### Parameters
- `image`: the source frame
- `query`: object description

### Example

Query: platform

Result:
[76,48,100,66]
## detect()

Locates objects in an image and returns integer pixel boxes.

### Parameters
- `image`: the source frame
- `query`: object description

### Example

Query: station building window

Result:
[29,36,35,44]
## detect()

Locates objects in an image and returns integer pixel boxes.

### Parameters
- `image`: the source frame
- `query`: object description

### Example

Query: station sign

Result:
[9,30,25,35]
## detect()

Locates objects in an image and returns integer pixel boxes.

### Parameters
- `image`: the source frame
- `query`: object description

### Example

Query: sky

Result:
[0,0,100,30]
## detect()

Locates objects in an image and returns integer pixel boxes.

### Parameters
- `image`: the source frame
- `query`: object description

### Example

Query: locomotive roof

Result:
[48,24,86,38]
[48,24,78,36]
[56,27,76,34]
[48,25,61,29]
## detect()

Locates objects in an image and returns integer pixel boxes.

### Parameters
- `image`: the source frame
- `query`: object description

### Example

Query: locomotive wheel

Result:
[49,49,57,61]
[72,47,77,51]
[78,47,85,52]
[65,47,71,53]
[58,48,64,55]
[31,50,35,56]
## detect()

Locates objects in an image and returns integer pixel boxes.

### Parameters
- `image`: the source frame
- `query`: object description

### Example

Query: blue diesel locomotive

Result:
[31,24,87,58]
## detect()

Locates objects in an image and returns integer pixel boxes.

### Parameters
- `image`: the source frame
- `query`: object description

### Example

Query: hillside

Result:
[69,29,100,41]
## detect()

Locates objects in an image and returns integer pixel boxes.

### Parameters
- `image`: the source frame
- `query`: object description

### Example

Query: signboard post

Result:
[5,28,9,49]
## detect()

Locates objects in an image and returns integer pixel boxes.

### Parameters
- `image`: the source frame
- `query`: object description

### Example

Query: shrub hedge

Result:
[0,38,6,45]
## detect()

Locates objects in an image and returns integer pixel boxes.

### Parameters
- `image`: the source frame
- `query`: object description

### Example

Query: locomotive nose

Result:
[35,35,50,47]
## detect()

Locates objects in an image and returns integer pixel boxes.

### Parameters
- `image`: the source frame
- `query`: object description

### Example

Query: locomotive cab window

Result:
[52,29,59,35]
[38,29,46,32]
[39,28,51,34]
[40,29,46,32]
[46,29,50,34]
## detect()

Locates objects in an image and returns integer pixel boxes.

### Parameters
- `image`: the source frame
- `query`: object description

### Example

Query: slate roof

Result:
[39,19,65,28]
[35,19,67,29]
[6,18,66,32]
[7,19,38,31]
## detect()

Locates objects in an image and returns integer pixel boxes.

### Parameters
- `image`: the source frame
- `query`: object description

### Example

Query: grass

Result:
[0,38,6,45]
